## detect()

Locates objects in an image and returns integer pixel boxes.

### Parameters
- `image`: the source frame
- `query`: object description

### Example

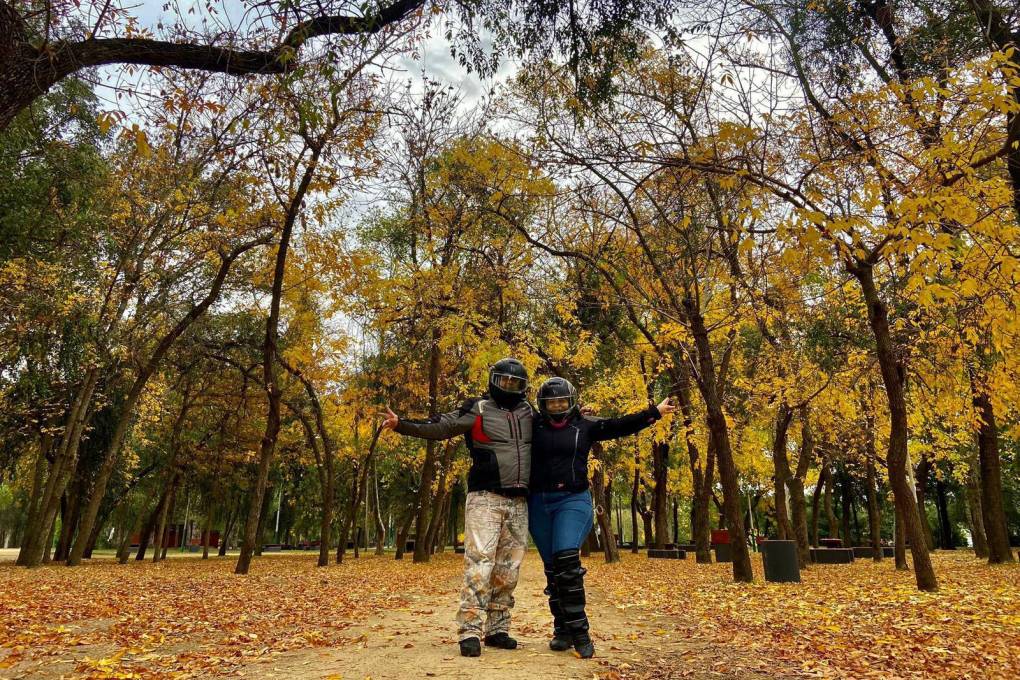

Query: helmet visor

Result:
[492,372,527,394]
[539,396,573,415]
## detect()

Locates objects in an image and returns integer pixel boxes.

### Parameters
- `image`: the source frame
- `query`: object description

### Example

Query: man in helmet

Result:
[381,358,533,658]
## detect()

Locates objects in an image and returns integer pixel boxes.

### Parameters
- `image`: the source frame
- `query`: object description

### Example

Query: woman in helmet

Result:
[529,377,674,658]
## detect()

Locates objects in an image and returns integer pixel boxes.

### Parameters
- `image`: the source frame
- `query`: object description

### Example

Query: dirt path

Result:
[244,555,594,679]
[245,554,776,680]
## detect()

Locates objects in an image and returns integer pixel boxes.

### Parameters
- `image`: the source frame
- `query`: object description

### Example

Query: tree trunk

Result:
[935,475,955,550]
[651,442,669,549]
[117,514,141,565]
[866,458,883,562]
[971,382,1015,564]
[686,300,753,582]
[630,459,641,554]
[413,329,443,564]
[915,454,935,550]
[18,368,99,567]
[135,487,169,561]
[42,516,57,563]
[894,502,908,570]
[253,483,273,558]
[424,440,456,554]
[153,477,179,563]
[54,491,77,562]
[811,461,827,548]
[373,459,386,555]
[394,509,414,560]
[202,503,213,560]
[677,363,712,563]
[591,445,619,563]
[672,498,679,545]
[850,262,937,590]
[839,469,853,546]
[823,464,839,540]
[786,406,814,568]
[640,499,654,552]
[219,498,238,557]
[964,457,989,559]
[20,432,53,554]
[771,405,794,541]
[235,157,317,575]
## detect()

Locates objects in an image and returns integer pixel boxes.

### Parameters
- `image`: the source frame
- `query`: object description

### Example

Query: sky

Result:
[96,1,515,113]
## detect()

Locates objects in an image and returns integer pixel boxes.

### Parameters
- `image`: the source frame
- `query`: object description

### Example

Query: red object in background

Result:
[189,530,220,548]
[711,529,730,545]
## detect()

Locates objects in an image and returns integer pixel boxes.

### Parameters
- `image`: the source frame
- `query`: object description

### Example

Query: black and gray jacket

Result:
[530,404,661,494]
[394,396,533,496]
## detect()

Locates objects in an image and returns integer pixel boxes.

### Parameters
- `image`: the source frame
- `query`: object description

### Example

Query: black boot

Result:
[544,567,572,651]
[553,549,595,659]
[459,637,481,657]
[484,632,518,649]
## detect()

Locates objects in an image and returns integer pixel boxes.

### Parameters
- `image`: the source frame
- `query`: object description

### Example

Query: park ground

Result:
[0,549,1017,679]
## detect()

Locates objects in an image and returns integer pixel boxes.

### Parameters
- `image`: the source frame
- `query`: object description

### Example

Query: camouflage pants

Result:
[456,491,528,641]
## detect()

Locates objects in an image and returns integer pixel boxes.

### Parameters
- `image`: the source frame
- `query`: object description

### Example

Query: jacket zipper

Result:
[571,425,580,486]
[509,411,521,486]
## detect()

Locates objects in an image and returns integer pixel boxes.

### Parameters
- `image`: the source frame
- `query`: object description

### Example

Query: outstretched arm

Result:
[380,402,475,441]
[589,398,675,441]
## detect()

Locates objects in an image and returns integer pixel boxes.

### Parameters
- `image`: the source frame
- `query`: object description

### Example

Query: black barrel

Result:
[761,540,801,583]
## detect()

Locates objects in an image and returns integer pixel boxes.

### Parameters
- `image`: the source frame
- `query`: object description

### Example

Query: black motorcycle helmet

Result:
[537,377,579,423]
[488,358,529,407]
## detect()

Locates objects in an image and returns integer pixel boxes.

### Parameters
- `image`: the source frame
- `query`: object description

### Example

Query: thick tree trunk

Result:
[686,301,752,582]
[20,433,53,554]
[771,405,794,541]
[894,503,908,570]
[850,263,937,590]
[971,383,1015,564]
[82,510,105,559]
[785,407,814,568]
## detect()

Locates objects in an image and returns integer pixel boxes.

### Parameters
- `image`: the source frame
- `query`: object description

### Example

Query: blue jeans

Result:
[528,490,594,567]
